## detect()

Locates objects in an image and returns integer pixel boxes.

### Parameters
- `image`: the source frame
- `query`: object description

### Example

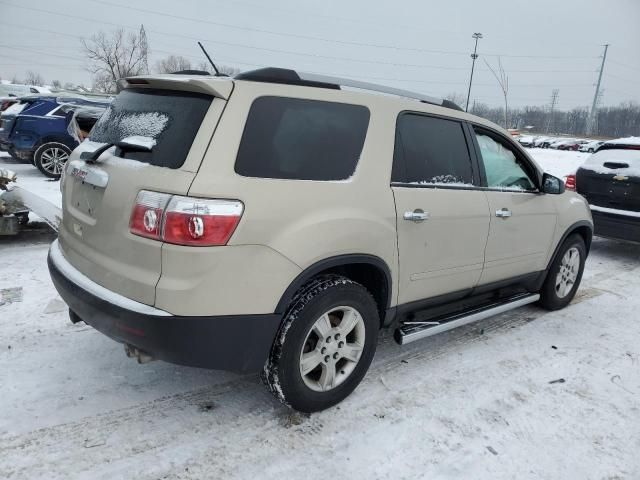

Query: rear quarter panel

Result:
[187,81,400,309]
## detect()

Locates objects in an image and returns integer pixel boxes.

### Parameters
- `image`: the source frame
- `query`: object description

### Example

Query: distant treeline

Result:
[467,102,640,138]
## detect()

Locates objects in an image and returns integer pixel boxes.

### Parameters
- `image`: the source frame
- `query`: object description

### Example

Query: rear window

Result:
[89,88,212,169]
[235,96,370,180]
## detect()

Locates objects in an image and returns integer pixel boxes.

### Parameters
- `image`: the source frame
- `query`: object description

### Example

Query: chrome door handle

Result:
[495,208,512,218]
[404,209,429,222]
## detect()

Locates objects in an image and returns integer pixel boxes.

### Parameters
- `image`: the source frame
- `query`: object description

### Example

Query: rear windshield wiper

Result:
[80,136,155,163]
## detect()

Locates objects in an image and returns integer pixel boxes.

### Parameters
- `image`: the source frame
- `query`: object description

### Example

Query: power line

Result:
[607,59,640,73]
[83,0,473,56]
[0,42,601,75]
[0,1,602,62]
[605,71,639,85]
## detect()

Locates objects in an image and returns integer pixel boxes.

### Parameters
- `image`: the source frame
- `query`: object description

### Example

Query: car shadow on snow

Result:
[588,236,640,264]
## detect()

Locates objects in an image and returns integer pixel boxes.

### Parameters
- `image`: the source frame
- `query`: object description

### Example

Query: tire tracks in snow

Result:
[2,240,639,478]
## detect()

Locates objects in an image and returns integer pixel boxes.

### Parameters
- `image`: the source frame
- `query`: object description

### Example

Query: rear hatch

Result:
[576,147,640,212]
[59,76,232,306]
[0,101,28,144]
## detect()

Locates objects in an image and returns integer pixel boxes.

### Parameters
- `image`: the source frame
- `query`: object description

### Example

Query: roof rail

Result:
[234,68,462,111]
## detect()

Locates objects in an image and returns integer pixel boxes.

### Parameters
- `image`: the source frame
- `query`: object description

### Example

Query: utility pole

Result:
[587,44,609,135]
[465,32,483,112]
[546,89,559,134]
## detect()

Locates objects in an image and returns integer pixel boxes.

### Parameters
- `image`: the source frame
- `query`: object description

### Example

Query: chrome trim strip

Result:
[590,204,640,219]
[49,239,172,317]
[397,294,540,345]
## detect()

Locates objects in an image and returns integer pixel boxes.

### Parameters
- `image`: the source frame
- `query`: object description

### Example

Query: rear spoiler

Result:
[118,75,233,100]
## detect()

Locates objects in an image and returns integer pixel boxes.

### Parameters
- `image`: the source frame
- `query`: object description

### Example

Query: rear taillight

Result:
[163,197,243,246]
[129,190,171,240]
[129,190,243,246]
[564,174,576,191]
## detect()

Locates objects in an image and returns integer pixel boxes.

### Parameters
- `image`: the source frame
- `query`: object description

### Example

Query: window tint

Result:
[473,130,536,191]
[392,114,474,185]
[89,89,212,169]
[235,96,370,180]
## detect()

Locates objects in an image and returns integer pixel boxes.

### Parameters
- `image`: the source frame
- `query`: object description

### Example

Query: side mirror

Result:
[542,173,565,194]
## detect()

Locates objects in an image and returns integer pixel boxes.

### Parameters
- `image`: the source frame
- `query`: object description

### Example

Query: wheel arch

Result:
[36,136,77,150]
[275,254,393,327]
[546,220,593,272]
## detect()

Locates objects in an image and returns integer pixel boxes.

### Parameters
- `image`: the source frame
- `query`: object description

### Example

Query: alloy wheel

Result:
[299,306,366,392]
[555,247,580,298]
[40,147,69,176]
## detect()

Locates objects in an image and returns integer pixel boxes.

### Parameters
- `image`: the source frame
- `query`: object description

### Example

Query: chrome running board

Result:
[394,293,540,345]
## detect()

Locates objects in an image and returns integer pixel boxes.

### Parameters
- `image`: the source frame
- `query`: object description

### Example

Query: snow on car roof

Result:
[605,136,640,146]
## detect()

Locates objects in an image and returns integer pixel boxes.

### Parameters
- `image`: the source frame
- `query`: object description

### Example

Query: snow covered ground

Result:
[1,151,639,479]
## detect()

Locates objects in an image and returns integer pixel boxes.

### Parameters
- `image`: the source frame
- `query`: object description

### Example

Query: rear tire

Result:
[262,275,379,413]
[539,234,586,310]
[34,142,71,179]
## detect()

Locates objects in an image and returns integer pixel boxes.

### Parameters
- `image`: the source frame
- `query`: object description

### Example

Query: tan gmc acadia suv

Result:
[48,68,593,412]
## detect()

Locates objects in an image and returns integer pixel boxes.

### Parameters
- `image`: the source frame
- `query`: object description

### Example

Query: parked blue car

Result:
[1,95,110,178]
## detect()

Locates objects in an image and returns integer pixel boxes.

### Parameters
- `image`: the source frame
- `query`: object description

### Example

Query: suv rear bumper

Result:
[48,240,282,373]
[590,205,640,243]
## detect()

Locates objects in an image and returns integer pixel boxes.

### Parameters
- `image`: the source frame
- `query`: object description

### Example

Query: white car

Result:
[579,140,603,153]
[517,135,536,147]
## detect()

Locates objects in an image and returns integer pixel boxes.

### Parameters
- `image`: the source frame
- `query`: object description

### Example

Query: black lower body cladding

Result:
[48,253,282,373]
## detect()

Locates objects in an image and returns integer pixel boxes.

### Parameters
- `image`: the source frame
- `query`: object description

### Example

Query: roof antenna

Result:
[198,41,226,76]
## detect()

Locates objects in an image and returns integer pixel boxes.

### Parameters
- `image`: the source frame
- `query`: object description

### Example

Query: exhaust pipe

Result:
[124,344,155,364]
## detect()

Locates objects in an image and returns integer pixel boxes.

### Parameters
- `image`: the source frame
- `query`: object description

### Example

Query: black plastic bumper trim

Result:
[48,252,282,373]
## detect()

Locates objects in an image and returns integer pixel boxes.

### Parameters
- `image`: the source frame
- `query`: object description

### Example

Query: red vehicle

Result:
[558,140,588,151]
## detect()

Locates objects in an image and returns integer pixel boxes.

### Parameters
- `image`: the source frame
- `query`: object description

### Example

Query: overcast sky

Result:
[0,0,638,109]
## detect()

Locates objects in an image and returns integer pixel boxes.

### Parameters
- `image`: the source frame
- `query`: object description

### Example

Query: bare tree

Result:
[155,55,192,73]
[82,25,150,93]
[484,57,509,128]
[25,71,44,86]
[51,79,62,90]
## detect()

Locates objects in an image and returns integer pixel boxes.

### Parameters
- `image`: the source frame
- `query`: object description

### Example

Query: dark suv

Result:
[575,139,640,242]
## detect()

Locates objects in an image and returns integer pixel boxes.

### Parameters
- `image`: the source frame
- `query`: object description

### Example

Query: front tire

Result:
[34,142,71,179]
[262,275,379,413]
[539,234,586,310]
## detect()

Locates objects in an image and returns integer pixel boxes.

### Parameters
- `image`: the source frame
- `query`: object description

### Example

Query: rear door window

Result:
[235,96,370,180]
[392,113,475,185]
[89,88,212,169]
